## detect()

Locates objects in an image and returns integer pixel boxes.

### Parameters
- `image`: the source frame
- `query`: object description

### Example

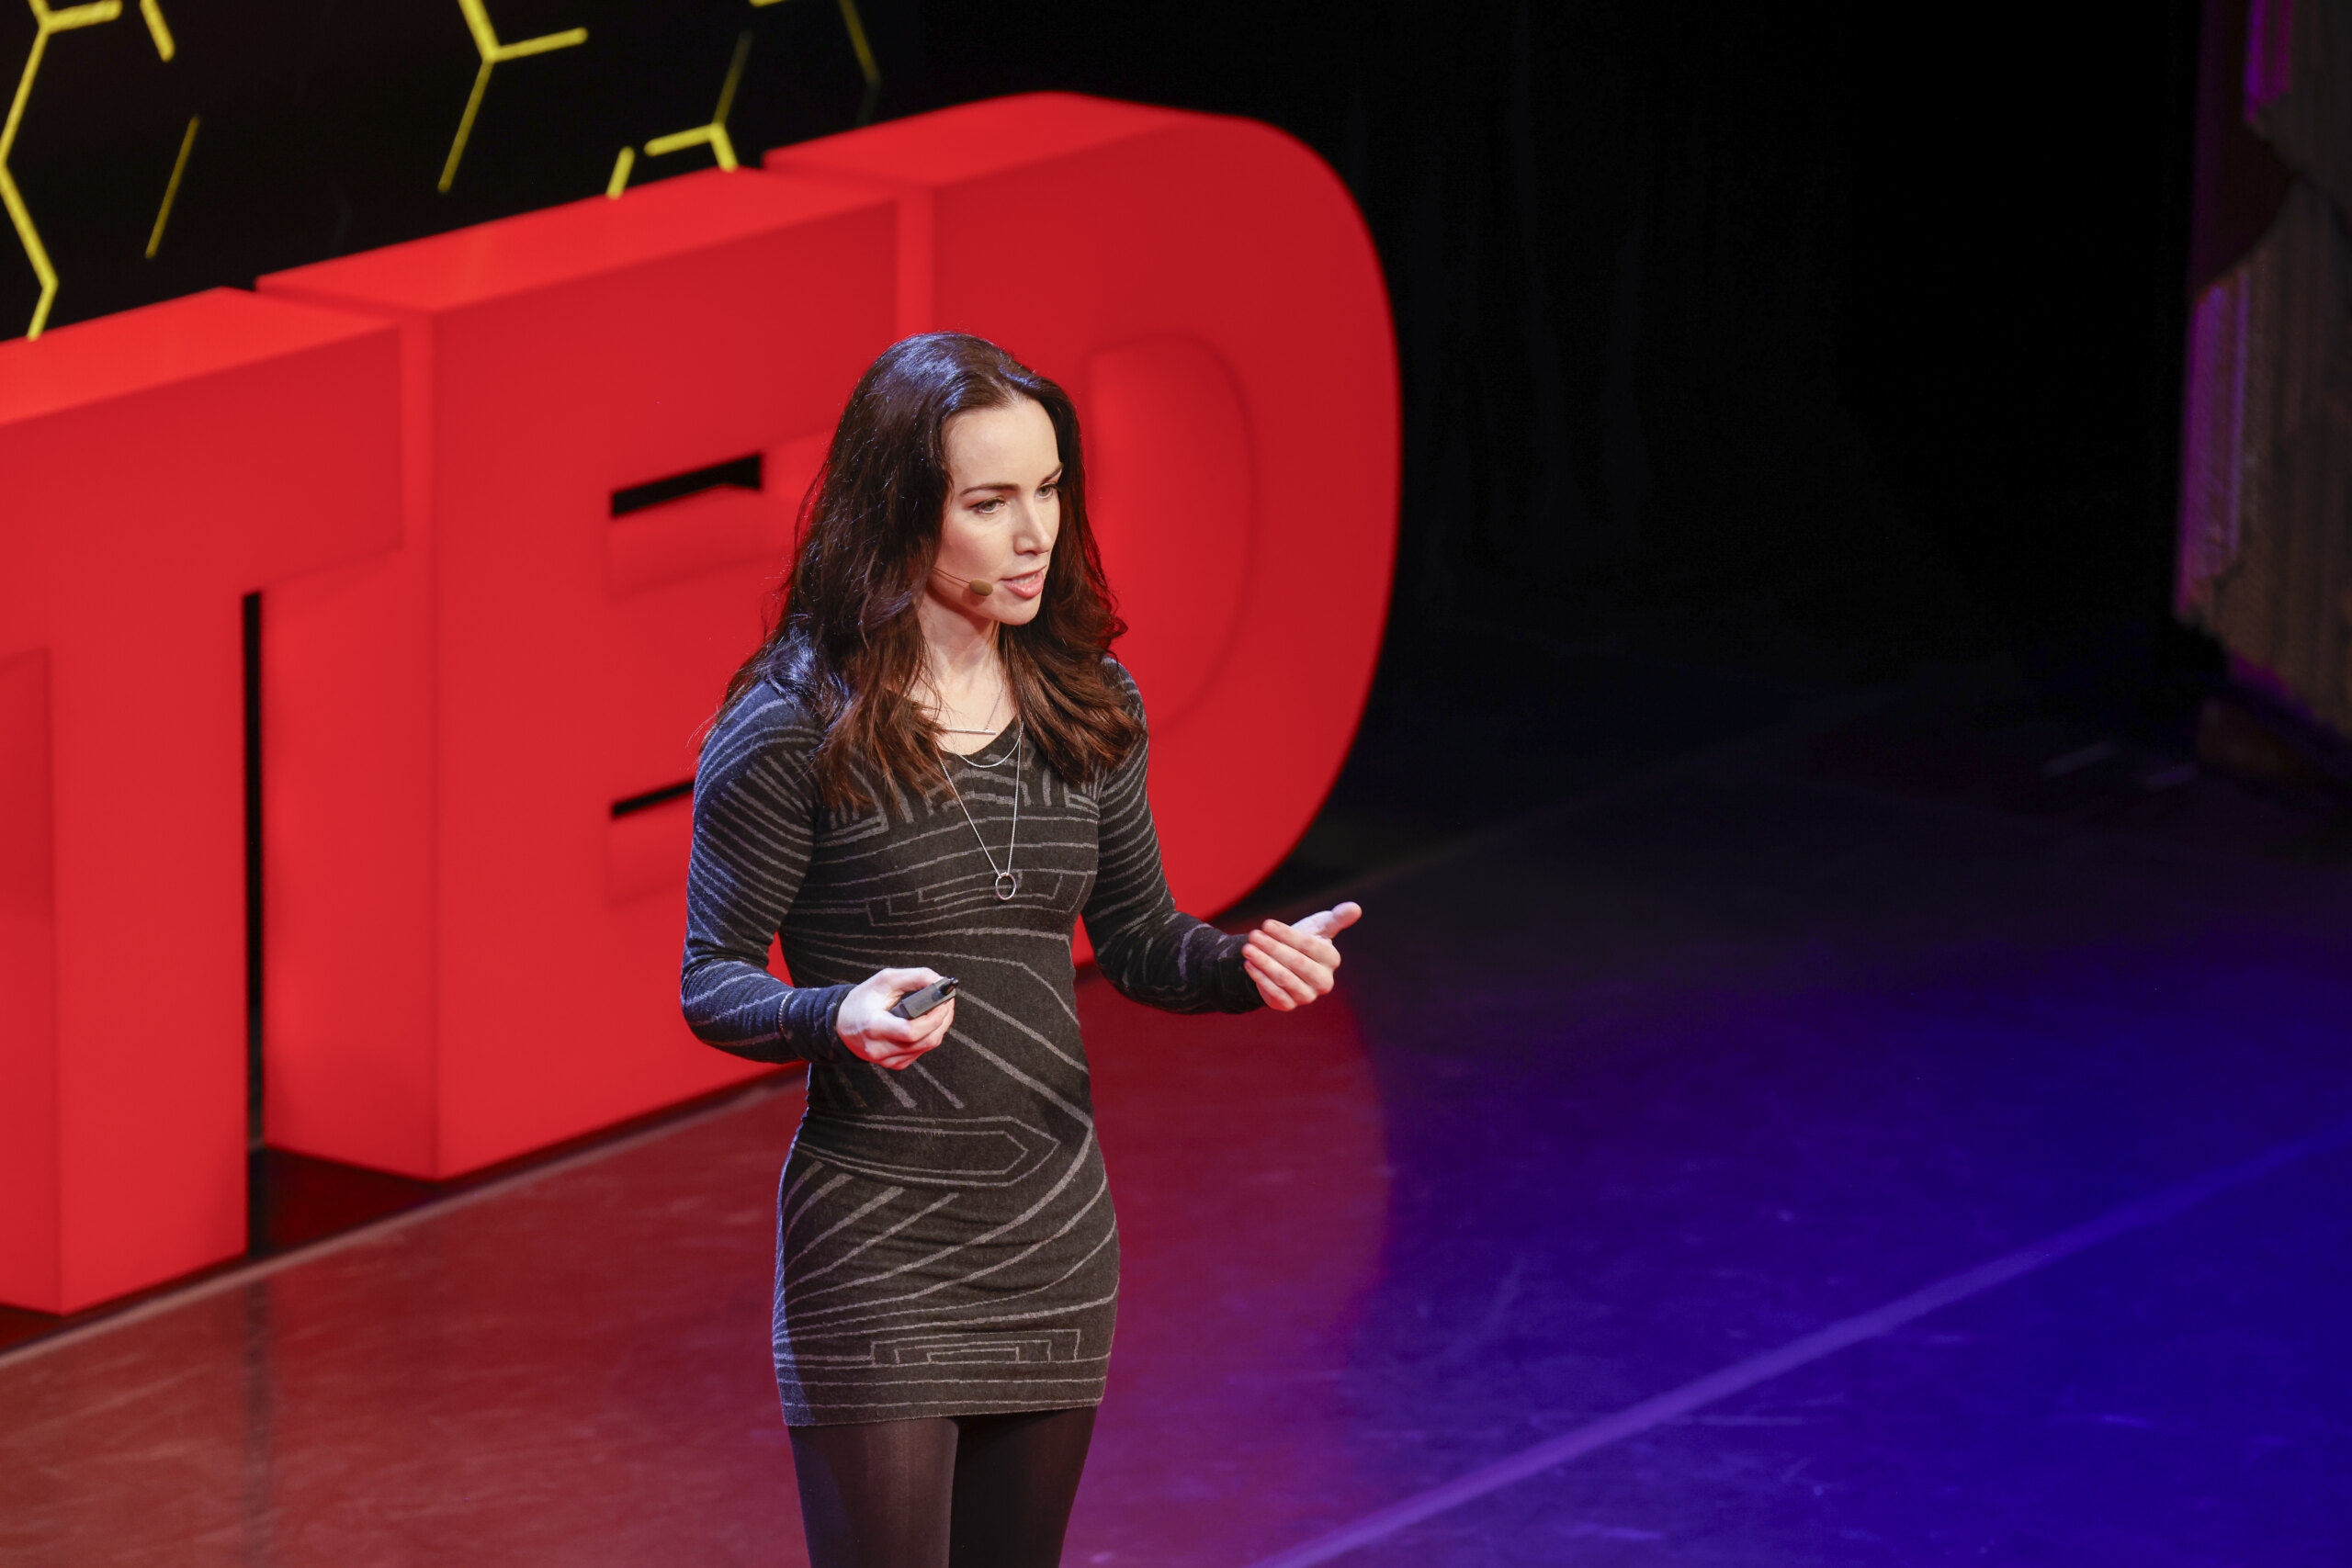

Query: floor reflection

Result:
[5,756,2349,1565]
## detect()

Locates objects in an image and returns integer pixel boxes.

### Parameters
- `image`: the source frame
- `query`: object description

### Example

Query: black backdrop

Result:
[6,0,2204,692]
[926,2,2207,686]
[0,0,914,330]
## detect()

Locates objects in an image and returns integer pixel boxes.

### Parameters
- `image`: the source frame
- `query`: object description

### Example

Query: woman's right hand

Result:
[836,968,956,1069]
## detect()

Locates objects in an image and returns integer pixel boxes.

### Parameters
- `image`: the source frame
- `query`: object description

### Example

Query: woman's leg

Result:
[788,1417,959,1568]
[947,1406,1099,1568]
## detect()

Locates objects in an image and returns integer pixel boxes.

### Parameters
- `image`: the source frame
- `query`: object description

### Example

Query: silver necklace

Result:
[938,723,1022,899]
[932,679,1006,739]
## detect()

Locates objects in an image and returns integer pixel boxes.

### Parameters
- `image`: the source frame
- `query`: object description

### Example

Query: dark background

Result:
[8,0,2204,692]
[923,2,2206,694]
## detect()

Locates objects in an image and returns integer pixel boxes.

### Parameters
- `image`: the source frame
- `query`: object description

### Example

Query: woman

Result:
[682,332,1360,1567]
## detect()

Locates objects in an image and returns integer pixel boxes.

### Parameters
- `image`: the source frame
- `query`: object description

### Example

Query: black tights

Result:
[786,1407,1097,1568]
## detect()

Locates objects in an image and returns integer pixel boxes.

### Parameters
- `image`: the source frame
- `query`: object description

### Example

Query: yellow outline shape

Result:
[835,0,879,124]
[640,29,752,173]
[143,111,194,258]
[5,0,179,339]
[136,0,169,59]
[614,28,755,196]
[747,0,880,125]
[439,0,587,194]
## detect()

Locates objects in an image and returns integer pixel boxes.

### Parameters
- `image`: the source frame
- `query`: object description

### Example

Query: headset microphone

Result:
[933,567,996,597]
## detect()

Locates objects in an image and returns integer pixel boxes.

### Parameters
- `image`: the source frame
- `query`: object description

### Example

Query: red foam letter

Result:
[258,171,897,1178]
[0,291,400,1312]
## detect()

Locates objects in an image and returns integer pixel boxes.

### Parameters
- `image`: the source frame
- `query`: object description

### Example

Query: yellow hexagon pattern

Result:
[4,0,175,339]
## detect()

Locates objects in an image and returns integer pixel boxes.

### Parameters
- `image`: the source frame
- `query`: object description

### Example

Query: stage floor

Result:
[5,725,2349,1565]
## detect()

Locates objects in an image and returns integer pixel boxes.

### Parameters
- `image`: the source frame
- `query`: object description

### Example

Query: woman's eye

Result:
[972,498,1002,514]
[1037,484,1057,500]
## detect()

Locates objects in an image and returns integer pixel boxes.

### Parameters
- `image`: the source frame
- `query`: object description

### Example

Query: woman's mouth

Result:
[998,566,1047,600]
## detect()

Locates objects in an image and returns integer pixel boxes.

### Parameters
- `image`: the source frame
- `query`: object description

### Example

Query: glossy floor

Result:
[5,743,2348,1565]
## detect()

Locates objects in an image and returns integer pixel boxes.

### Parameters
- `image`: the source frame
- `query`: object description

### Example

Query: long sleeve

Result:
[1080,669,1263,1014]
[680,684,857,1065]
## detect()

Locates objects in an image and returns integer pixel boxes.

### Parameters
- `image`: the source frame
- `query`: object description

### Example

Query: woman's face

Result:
[932,397,1061,629]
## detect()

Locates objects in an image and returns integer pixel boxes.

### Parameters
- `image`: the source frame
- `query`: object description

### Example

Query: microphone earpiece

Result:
[933,565,997,598]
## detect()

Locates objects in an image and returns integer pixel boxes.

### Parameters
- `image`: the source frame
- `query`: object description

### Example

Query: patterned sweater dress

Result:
[681,666,1260,1425]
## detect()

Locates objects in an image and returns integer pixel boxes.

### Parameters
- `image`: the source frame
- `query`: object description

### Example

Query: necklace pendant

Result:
[994,870,1020,901]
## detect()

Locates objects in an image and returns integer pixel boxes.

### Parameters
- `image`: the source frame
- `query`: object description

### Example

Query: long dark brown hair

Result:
[719,332,1141,813]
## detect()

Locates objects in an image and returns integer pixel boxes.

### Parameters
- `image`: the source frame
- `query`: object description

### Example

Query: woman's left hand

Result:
[1242,902,1363,1012]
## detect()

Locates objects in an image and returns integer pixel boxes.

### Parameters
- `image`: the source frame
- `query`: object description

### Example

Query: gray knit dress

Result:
[681,665,1260,1426]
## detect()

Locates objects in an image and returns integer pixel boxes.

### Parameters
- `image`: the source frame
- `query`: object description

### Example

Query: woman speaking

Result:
[682,332,1360,1567]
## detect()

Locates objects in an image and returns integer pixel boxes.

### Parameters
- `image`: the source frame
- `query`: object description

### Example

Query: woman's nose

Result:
[1012,500,1055,552]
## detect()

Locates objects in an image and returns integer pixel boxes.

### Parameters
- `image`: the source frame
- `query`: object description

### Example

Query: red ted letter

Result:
[0,291,400,1312]
[257,171,898,1178]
